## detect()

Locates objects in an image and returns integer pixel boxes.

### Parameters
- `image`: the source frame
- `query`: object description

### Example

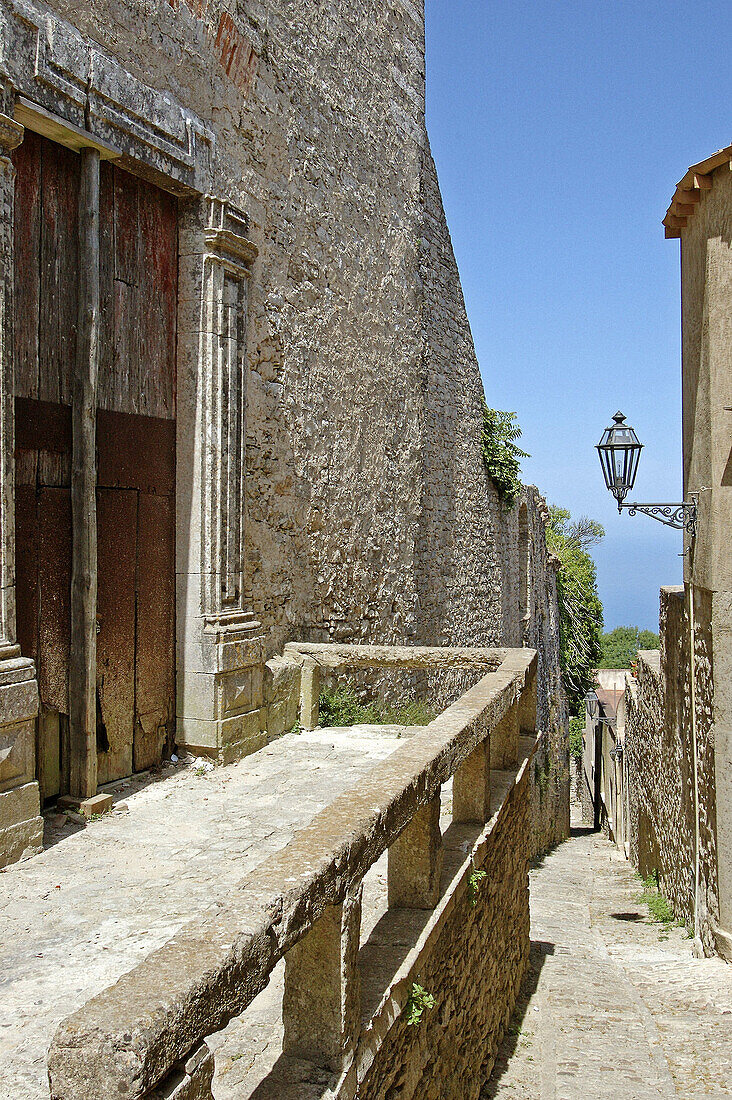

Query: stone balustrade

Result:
[47,645,538,1100]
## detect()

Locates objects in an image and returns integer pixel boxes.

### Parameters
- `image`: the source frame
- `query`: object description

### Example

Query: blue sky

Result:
[425,0,732,630]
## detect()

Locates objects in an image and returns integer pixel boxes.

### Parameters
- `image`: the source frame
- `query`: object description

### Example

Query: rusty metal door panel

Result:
[134,493,175,772]
[37,488,71,716]
[96,488,137,785]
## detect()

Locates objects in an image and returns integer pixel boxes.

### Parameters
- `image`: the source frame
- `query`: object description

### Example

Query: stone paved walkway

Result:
[485,810,732,1100]
[0,725,414,1100]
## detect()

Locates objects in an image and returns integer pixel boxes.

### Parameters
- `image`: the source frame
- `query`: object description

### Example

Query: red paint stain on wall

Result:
[215,12,257,95]
[168,2,257,95]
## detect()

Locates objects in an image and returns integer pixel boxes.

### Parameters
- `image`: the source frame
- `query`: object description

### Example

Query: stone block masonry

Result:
[350,750,532,1100]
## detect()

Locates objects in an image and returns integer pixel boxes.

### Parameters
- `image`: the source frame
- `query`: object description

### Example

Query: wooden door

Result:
[12,131,177,799]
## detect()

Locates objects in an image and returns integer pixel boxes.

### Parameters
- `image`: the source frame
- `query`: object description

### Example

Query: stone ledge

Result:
[284,643,508,672]
[714,926,732,965]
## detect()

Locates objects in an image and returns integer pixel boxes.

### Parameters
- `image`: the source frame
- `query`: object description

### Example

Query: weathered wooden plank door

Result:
[12,131,177,800]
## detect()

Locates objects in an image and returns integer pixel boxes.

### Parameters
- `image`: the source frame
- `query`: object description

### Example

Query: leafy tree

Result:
[598,626,660,668]
[546,505,604,716]
[481,403,529,508]
[568,715,585,759]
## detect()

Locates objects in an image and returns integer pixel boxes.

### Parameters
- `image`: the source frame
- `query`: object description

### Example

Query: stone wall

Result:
[26,0,560,664]
[624,586,719,952]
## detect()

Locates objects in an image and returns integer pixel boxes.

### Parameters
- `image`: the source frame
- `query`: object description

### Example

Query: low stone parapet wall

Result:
[47,646,538,1100]
[340,743,534,1100]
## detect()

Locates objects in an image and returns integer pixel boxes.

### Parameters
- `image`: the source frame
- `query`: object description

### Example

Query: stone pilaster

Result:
[176,197,266,762]
[0,102,42,867]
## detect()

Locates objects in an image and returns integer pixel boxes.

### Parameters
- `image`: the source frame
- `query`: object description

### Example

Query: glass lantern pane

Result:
[627,446,641,490]
[599,448,613,489]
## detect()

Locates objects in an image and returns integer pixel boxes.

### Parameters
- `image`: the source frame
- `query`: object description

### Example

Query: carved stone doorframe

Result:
[176,198,266,763]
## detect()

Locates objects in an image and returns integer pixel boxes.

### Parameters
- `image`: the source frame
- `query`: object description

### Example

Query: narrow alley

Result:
[486,813,732,1099]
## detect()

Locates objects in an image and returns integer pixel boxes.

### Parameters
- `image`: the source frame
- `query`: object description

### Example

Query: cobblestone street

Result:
[486,810,732,1099]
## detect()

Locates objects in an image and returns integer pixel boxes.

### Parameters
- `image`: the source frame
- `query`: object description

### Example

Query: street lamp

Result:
[596,412,697,535]
[585,690,599,719]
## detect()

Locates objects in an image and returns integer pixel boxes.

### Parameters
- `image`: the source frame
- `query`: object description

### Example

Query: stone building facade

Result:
[620,146,732,959]
[0,0,566,869]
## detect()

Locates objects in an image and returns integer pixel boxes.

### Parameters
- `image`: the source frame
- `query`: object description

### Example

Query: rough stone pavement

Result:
[0,725,415,1100]
[485,808,732,1100]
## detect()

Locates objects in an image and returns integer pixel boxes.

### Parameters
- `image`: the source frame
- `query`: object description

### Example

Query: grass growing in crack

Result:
[319,684,436,729]
[638,871,675,928]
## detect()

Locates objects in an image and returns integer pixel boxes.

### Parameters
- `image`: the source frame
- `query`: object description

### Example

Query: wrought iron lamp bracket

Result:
[618,492,698,536]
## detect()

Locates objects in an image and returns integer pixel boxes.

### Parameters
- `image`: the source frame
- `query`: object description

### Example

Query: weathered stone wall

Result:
[31,0,559,662]
[677,160,732,952]
[624,586,719,952]
[415,141,502,654]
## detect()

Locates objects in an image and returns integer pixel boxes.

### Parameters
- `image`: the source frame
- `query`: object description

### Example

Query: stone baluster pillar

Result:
[490,703,520,769]
[176,198,267,763]
[453,739,491,823]
[518,664,538,737]
[282,886,362,1071]
[0,103,42,868]
[300,658,321,730]
[388,794,443,908]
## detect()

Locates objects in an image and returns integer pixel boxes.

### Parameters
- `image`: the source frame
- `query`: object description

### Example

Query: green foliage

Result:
[318,684,436,728]
[467,866,487,907]
[568,716,584,759]
[404,983,436,1026]
[598,625,660,669]
[546,505,604,716]
[480,403,529,508]
[639,872,675,927]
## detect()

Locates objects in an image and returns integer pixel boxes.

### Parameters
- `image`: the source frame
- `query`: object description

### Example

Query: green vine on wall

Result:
[481,403,529,509]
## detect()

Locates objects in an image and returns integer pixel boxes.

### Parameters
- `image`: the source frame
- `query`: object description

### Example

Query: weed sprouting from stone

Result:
[467,866,487,906]
[404,983,436,1026]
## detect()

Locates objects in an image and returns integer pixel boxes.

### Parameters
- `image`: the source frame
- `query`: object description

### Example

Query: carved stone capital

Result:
[0,113,23,154]
[204,197,258,272]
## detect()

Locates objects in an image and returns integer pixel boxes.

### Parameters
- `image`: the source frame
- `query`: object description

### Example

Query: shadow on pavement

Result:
[481,939,553,1098]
